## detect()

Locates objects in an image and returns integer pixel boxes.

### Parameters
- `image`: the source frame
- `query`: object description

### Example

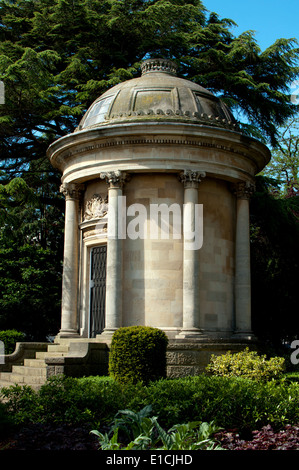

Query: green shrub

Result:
[0,375,131,426]
[136,376,299,431]
[37,375,133,425]
[108,326,169,385]
[0,401,15,438]
[1,374,298,432]
[206,347,285,381]
[284,372,299,383]
[0,384,40,425]
[0,329,26,355]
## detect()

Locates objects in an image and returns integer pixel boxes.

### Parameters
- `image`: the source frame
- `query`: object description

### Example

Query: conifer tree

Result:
[0,0,298,180]
[0,0,298,341]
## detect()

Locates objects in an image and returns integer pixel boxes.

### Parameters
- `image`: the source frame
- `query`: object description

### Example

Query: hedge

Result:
[108,326,169,385]
[0,329,25,355]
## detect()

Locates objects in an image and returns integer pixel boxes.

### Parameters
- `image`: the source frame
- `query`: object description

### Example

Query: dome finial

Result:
[141,58,178,76]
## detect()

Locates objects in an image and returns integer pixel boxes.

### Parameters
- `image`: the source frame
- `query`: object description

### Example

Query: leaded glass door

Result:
[89,245,107,337]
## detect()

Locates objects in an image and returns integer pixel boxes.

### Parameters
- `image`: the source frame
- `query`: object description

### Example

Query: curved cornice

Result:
[47,122,271,184]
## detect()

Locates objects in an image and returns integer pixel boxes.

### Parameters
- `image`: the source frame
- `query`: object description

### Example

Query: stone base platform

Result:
[166,337,257,378]
[0,336,258,390]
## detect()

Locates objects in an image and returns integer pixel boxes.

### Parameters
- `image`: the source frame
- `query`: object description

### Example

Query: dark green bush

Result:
[108,326,169,385]
[1,374,298,432]
[0,384,40,425]
[36,375,135,425]
[131,376,299,431]
[0,400,15,438]
[1,376,131,426]
[0,329,26,355]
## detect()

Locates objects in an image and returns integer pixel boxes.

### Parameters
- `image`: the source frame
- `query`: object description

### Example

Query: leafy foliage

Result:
[261,118,299,196]
[0,174,63,340]
[250,176,299,346]
[0,400,15,439]
[0,0,298,177]
[206,348,286,381]
[0,245,62,339]
[0,329,25,354]
[1,374,298,432]
[215,424,299,450]
[0,0,298,341]
[91,405,223,450]
[108,326,168,385]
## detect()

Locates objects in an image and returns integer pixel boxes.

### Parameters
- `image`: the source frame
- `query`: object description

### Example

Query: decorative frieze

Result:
[141,58,178,76]
[54,137,250,168]
[96,110,239,131]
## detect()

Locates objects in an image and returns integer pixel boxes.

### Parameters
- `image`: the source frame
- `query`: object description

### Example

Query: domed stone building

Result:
[46,58,270,376]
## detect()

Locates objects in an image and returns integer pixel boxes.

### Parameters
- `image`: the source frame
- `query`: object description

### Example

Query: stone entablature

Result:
[48,123,270,186]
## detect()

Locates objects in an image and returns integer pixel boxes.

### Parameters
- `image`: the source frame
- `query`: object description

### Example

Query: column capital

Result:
[100,170,129,189]
[179,170,206,189]
[60,182,85,200]
[232,181,255,199]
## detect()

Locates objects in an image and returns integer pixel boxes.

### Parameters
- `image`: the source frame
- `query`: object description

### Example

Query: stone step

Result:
[0,377,18,390]
[12,365,47,377]
[24,359,47,368]
[23,375,47,385]
[0,377,43,391]
[47,343,70,353]
[0,341,73,391]
[0,372,13,384]
[0,370,47,387]
[35,351,66,359]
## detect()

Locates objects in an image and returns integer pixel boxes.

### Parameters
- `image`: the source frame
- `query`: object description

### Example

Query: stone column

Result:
[100,170,127,337]
[233,181,255,338]
[59,183,84,337]
[177,170,206,338]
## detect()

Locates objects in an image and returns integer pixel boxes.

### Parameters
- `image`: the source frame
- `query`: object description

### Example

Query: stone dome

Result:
[76,58,238,132]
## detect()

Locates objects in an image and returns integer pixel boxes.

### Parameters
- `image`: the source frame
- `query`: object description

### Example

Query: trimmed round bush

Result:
[108,326,169,385]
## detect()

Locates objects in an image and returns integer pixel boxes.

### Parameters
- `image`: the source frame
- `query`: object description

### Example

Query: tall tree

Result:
[0,0,298,340]
[0,176,64,339]
[261,117,299,196]
[0,0,298,181]
[250,176,299,346]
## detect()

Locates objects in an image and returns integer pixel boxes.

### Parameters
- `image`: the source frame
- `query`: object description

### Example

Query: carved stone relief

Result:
[83,194,108,221]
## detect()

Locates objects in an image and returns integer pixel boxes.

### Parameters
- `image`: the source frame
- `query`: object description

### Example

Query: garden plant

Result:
[0,347,298,450]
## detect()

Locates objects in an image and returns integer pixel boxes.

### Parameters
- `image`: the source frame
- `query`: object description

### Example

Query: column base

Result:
[96,328,118,341]
[57,329,80,338]
[233,331,257,341]
[175,328,206,339]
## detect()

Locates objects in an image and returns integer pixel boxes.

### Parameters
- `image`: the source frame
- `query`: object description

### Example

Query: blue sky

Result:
[202,0,298,51]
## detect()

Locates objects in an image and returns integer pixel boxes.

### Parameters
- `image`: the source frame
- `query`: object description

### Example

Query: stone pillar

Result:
[59,183,84,337]
[233,181,255,338]
[177,170,206,338]
[99,170,127,337]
